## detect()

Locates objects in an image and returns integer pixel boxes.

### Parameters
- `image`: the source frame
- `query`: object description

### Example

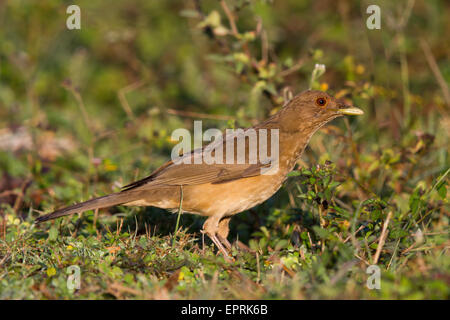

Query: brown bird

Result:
[35,90,363,257]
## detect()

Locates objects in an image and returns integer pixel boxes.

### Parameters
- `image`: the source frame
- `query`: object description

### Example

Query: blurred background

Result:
[0,0,448,299]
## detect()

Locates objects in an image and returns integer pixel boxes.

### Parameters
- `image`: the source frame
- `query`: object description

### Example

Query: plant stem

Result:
[172,186,184,247]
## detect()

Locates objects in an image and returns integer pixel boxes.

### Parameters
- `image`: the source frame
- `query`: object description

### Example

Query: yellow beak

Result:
[338,106,364,115]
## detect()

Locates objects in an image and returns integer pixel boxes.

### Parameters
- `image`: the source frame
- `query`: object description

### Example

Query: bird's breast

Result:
[180,173,286,217]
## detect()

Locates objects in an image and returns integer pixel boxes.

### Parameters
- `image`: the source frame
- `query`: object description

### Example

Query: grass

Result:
[0,0,449,299]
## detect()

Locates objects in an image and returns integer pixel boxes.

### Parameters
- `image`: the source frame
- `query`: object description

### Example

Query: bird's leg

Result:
[201,232,205,253]
[217,216,232,251]
[202,216,230,259]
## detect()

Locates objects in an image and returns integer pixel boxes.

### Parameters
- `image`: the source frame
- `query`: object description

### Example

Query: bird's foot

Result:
[201,229,232,261]
[217,234,232,251]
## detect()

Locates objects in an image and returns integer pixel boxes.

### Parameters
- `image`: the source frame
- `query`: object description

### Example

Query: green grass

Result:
[0,0,449,299]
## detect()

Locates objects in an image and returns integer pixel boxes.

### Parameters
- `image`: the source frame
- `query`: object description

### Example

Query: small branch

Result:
[387,239,401,270]
[220,0,238,36]
[62,80,93,134]
[419,38,450,107]
[13,178,32,213]
[172,185,184,247]
[261,29,268,64]
[220,0,256,69]
[0,190,19,198]
[373,211,393,264]
[118,81,144,120]
[278,59,304,78]
[343,225,365,243]
[256,251,261,283]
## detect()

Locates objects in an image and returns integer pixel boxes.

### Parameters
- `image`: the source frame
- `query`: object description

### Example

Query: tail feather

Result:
[35,191,141,223]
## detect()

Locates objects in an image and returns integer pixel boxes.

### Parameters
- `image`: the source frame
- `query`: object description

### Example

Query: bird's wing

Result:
[121,128,276,190]
[122,159,270,191]
[159,162,268,185]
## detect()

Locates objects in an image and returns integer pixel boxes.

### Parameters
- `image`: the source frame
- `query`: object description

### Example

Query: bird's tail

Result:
[35,191,142,223]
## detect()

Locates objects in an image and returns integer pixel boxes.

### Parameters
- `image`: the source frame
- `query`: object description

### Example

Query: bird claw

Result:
[201,229,232,261]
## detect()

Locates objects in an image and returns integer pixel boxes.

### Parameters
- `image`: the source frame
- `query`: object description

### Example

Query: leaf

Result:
[329,181,341,189]
[275,239,289,251]
[46,267,57,277]
[260,226,270,238]
[370,210,382,221]
[179,9,201,18]
[409,188,422,214]
[197,10,221,29]
[233,52,249,64]
[390,228,408,240]
[124,273,134,284]
[48,226,59,242]
[313,226,330,239]
[263,82,278,96]
[300,231,309,240]
[437,184,447,199]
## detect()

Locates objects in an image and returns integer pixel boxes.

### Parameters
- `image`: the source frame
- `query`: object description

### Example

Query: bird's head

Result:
[280,90,364,133]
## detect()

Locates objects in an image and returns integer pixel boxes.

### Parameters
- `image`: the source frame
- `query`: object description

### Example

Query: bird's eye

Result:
[316,97,327,107]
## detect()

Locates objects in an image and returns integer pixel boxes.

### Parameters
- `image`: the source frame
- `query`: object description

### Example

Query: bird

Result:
[35,90,363,257]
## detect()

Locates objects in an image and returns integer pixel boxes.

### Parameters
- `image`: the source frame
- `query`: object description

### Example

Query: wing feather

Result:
[121,125,278,191]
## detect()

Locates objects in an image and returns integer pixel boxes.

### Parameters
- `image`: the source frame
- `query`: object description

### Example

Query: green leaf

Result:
[287,171,301,177]
[313,226,330,239]
[197,10,221,29]
[48,226,59,242]
[275,239,289,251]
[437,184,447,199]
[46,267,57,277]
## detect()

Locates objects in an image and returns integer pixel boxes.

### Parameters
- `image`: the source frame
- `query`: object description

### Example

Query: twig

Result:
[261,29,268,64]
[343,225,365,243]
[354,253,369,265]
[62,80,93,134]
[373,211,393,264]
[219,0,256,69]
[118,81,144,120]
[256,251,261,283]
[116,218,124,236]
[61,80,95,192]
[108,282,147,298]
[334,197,353,212]
[396,0,415,125]
[0,252,9,267]
[329,259,358,285]
[1,216,6,241]
[278,59,305,78]
[398,0,415,29]
[0,190,18,198]
[387,239,401,270]
[13,178,32,212]
[220,0,238,35]
[419,39,450,107]
[401,242,418,255]
[414,167,449,226]
[93,208,99,231]
[172,185,184,247]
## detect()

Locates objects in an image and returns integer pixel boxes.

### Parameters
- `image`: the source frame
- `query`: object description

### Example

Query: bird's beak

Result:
[338,104,364,116]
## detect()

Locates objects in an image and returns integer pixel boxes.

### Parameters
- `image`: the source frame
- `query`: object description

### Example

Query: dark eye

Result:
[316,97,327,107]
